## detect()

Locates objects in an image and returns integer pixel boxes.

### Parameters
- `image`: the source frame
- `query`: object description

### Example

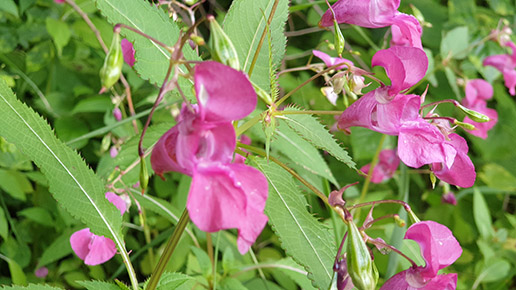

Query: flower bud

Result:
[442,192,457,206]
[456,103,490,122]
[346,220,376,290]
[100,32,124,92]
[139,156,149,193]
[333,20,345,55]
[453,119,476,131]
[100,134,111,153]
[394,215,406,227]
[110,146,118,158]
[207,15,240,70]
[113,107,122,121]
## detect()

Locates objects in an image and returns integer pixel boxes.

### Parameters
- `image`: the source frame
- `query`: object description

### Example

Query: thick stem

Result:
[146,209,190,290]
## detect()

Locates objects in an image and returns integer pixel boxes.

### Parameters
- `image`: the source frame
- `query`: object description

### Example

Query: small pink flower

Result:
[380,221,462,289]
[109,146,118,158]
[70,192,126,265]
[442,192,457,206]
[360,149,400,183]
[113,107,122,121]
[35,267,49,278]
[483,41,516,95]
[121,39,135,67]
[313,50,353,70]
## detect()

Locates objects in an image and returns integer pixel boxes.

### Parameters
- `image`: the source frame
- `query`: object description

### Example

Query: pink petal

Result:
[105,192,127,215]
[194,61,257,123]
[379,269,410,289]
[372,47,428,97]
[338,91,377,134]
[121,38,135,67]
[83,234,117,266]
[361,149,400,183]
[320,0,400,28]
[442,192,457,206]
[464,79,493,106]
[483,54,514,72]
[398,120,456,168]
[431,134,476,188]
[187,163,268,254]
[390,13,423,49]
[502,68,516,95]
[151,125,193,177]
[35,267,49,278]
[421,273,457,290]
[405,221,462,279]
[70,228,93,261]
[312,50,353,70]
[54,0,65,3]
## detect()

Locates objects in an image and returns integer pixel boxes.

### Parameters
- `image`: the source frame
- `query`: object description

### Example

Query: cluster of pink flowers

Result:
[483,40,516,96]
[461,79,498,139]
[151,61,268,254]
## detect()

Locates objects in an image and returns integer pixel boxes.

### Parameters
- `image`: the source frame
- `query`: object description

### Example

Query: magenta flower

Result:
[319,0,422,49]
[442,192,457,206]
[70,192,126,265]
[483,41,516,95]
[313,50,353,70]
[461,79,498,139]
[360,149,400,183]
[151,61,268,254]
[121,38,135,67]
[380,221,462,289]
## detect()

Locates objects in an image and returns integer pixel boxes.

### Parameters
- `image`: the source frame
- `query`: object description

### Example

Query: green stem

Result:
[248,0,280,77]
[354,134,386,220]
[351,25,380,51]
[212,233,221,290]
[147,209,190,290]
[278,110,343,115]
[235,113,263,137]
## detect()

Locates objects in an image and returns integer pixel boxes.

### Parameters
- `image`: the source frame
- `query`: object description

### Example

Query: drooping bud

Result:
[113,107,122,121]
[207,15,240,70]
[139,156,149,193]
[429,171,437,189]
[333,20,345,55]
[442,192,457,206]
[110,146,118,158]
[455,103,490,123]
[346,220,377,290]
[99,32,124,92]
[454,119,476,131]
[190,34,205,46]
[100,133,111,153]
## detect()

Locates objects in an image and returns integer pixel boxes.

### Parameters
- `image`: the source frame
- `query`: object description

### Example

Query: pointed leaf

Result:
[0,79,124,253]
[473,187,495,239]
[77,280,120,290]
[251,158,336,289]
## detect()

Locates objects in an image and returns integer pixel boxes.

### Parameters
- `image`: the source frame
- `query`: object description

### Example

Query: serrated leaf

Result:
[156,272,195,290]
[251,158,335,289]
[0,285,62,290]
[275,122,339,186]
[281,107,356,169]
[0,79,125,255]
[77,280,120,290]
[93,0,199,99]
[223,0,289,93]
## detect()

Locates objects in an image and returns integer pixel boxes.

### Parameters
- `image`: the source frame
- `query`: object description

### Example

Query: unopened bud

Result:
[429,171,437,189]
[454,119,476,131]
[442,192,457,206]
[346,220,377,290]
[394,215,406,227]
[456,103,490,122]
[139,157,149,193]
[100,134,111,153]
[113,107,122,121]
[208,15,240,70]
[110,146,118,158]
[333,20,345,55]
[100,32,124,92]
[190,34,205,46]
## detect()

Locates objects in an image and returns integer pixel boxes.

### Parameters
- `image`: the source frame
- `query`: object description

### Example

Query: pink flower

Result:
[35,267,48,278]
[313,50,353,70]
[113,107,122,121]
[319,0,422,49]
[70,192,126,265]
[380,221,462,289]
[121,39,135,67]
[151,61,268,254]
[360,149,400,183]
[430,134,476,188]
[483,41,516,95]
[442,192,457,206]
[461,79,498,139]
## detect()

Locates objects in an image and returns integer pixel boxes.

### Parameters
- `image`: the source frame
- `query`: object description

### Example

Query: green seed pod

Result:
[454,119,477,131]
[346,220,376,290]
[100,133,111,153]
[334,20,345,55]
[139,156,149,193]
[456,103,490,123]
[208,15,240,70]
[100,32,124,91]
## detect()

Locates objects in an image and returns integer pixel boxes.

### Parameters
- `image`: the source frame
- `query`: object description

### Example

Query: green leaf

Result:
[17,207,54,227]
[440,26,469,60]
[156,272,195,290]
[37,230,74,268]
[77,280,120,290]
[72,96,112,114]
[7,258,27,285]
[275,258,317,290]
[94,0,199,98]
[54,117,89,150]
[473,187,495,240]
[479,163,516,191]
[281,107,356,169]
[223,0,289,93]
[45,18,71,56]
[0,284,63,290]
[190,247,212,277]
[0,0,18,18]
[0,169,32,201]
[251,158,336,289]
[0,207,8,240]
[473,259,511,285]
[275,122,339,186]
[0,79,125,254]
